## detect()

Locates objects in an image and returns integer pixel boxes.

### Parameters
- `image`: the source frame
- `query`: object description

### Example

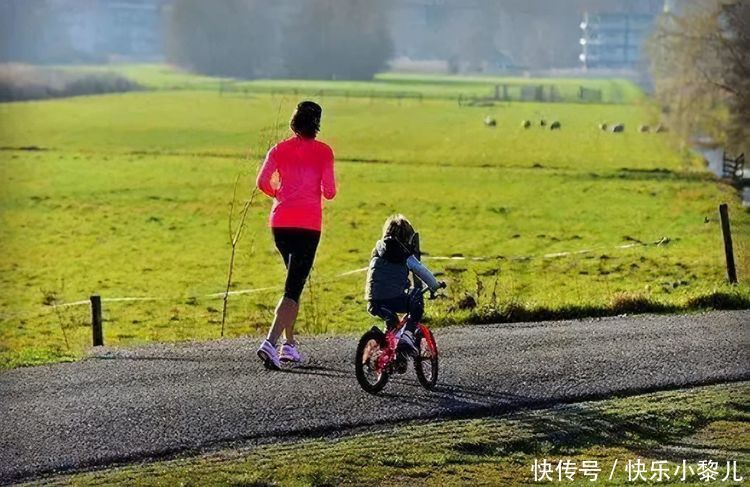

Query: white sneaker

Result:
[257,339,281,370]
[279,342,303,364]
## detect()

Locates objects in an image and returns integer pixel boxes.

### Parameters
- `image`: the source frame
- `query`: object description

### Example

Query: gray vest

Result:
[364,256,409,301]
[364,237,411,301]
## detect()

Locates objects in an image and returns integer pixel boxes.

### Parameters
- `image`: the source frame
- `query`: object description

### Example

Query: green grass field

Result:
[57,64,644,103]
[0,73,748,368]
[2,91,669,166]
[35,383,750,486]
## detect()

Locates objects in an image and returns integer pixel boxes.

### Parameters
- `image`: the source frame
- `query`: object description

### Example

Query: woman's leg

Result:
[281,230,320,344]
[267,296,298,345]
[265,229,295,346]
[266,228,320,346]
[279,298,299,345]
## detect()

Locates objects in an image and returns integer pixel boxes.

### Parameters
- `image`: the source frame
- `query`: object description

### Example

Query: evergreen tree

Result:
[282,0,393,80]
[166,0,272,79]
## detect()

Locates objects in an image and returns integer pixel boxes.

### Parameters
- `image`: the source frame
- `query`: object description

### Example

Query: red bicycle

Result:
[355,285,443,394]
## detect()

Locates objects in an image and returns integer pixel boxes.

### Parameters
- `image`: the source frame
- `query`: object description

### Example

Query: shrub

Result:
[0,64,143,102]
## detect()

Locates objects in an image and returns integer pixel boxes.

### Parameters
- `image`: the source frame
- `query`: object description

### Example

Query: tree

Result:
[281,0,393,80]
[166,0,273,79]
[648,0,750,154]
[719,1,750,151]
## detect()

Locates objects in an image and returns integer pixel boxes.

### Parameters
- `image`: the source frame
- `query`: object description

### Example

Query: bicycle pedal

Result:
[395,358,408,374]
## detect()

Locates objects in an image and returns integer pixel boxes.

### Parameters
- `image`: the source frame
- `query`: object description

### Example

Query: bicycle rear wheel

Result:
[415,326,438,390]
[355,329,389,394]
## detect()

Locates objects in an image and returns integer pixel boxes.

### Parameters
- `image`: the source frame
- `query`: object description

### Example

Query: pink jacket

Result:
[256,136,337,231]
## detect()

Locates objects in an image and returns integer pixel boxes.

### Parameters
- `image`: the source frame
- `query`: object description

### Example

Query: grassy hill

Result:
[0,70,748,368]
[57,63,644,104]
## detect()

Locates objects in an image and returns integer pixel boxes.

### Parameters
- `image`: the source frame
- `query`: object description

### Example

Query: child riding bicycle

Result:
[364,214,443,359]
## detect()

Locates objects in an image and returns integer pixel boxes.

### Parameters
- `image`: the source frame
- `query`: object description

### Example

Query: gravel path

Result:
[1,310,748,484]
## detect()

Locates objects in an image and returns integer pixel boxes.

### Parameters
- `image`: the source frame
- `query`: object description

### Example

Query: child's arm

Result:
[406,255,441,291]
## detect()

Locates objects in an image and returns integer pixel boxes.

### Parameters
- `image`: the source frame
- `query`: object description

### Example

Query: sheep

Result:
[549,121,561,130]
[611,123,625,133]
[638,124,650,133]
[484,116,496,127]
[522,120,531,129]
[599,122,608,131]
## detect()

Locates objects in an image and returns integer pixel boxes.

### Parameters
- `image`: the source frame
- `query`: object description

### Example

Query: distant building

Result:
[579,1,666,70]
[96,0,171,58]
[52,0,172,61]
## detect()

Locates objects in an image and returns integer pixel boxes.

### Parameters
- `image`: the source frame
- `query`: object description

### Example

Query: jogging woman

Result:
[255,101,336,370]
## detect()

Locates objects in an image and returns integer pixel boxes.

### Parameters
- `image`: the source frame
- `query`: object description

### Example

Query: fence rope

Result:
[44,237,670,310]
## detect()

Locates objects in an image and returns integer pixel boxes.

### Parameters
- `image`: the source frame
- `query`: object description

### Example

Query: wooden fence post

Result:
[91,295,103,346]
[719,204,738,284]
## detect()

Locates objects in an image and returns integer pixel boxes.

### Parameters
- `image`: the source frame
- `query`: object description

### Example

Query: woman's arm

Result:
[256,147,278,197]
[321,148,336,200]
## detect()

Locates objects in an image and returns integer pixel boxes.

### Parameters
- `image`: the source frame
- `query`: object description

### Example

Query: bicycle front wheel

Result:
[415,326,438,390]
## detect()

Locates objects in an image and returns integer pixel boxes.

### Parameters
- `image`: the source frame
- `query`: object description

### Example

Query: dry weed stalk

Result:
[220,100,285,337]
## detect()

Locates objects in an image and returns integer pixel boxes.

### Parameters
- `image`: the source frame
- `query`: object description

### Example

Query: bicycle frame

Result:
[357,282,444,393]
[374,315,438,372]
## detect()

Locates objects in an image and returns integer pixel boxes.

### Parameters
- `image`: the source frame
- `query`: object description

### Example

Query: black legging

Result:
[273,227,321,302]
[367,288,424,333]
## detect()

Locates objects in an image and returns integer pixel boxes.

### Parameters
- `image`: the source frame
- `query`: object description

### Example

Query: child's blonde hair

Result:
[382,214,415,245]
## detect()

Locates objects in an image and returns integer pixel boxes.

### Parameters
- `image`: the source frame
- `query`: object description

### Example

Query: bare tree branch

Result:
[219,99,285,337]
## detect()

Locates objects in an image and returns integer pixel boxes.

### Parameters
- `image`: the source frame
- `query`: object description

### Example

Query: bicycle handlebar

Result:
[422,281,447,300]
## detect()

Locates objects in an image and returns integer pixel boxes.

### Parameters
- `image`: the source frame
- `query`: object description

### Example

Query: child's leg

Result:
[404,288,425,334]
[368,297,409,330]
[391,289,424,358]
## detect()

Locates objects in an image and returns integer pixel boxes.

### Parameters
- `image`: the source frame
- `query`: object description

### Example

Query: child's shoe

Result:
[279,342,303,364]
[396,330,419,358]
[257,339,281,370]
